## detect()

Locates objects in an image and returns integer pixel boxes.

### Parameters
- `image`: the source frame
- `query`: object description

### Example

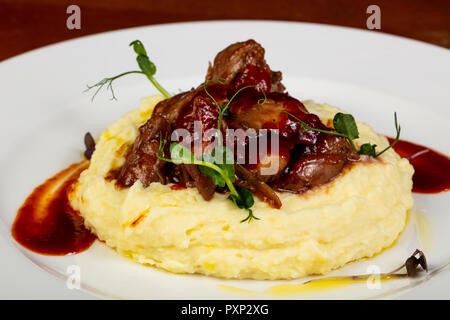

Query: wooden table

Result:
[1,0,449,61]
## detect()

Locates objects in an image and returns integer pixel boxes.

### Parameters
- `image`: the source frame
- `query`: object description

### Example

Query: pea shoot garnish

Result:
[85,40,171,100]
[285,111,401,158]
[158,82,267,223]
[358,112,401,158]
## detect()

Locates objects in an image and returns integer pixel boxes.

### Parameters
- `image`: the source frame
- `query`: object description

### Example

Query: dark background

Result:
[0,0,449,61]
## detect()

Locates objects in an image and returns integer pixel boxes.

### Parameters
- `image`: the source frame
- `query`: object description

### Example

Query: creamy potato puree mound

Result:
[69,95,414,280]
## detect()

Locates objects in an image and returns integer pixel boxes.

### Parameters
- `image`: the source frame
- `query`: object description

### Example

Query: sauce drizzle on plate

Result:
[388,137,450,194]
[11,161,96,255]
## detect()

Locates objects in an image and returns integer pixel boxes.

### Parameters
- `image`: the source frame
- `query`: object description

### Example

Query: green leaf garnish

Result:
[228,188,258,223]
[284,111,358,152]
[199,146,235,188]
[285,111,401,158]
[85,40,170,100]
[332,112,359,152]
[333,113,359,140]
[357,143,377,156]
[136,55,156,76]
[129,39,148,57]
[158,136,237,195]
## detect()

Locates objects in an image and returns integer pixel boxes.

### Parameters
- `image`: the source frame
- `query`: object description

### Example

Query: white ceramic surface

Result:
[0,21,449,299]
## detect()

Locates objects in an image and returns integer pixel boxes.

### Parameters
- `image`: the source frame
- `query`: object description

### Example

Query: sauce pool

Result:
[11,161,96,255]
[388,137,450,193]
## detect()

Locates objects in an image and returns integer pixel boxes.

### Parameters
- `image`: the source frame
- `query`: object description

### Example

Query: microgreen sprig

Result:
[358,112,401,157]
[85,40,171,101]
[284,111,359,153]
[158,82,267,223]
[157,137,237,193]
[202,81,267,222]
[285,111,401,158]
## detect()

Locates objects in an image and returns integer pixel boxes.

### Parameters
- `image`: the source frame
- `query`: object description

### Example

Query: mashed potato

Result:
[69,95,414,280]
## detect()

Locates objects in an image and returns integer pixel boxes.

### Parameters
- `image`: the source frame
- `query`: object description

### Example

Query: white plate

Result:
[0,21,449,299]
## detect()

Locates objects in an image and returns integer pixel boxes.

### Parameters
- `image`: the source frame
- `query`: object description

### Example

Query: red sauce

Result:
[170,183,187,190]
[388,137,450,194]
[11,162,96,255]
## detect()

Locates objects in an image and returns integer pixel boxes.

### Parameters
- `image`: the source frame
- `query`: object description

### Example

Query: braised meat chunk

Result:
[235,164,282,209]
[182,164,216,200]
[117,115,170,188]
[153,88,201,123]
[206,39,285,93]
[272,133,355,193]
